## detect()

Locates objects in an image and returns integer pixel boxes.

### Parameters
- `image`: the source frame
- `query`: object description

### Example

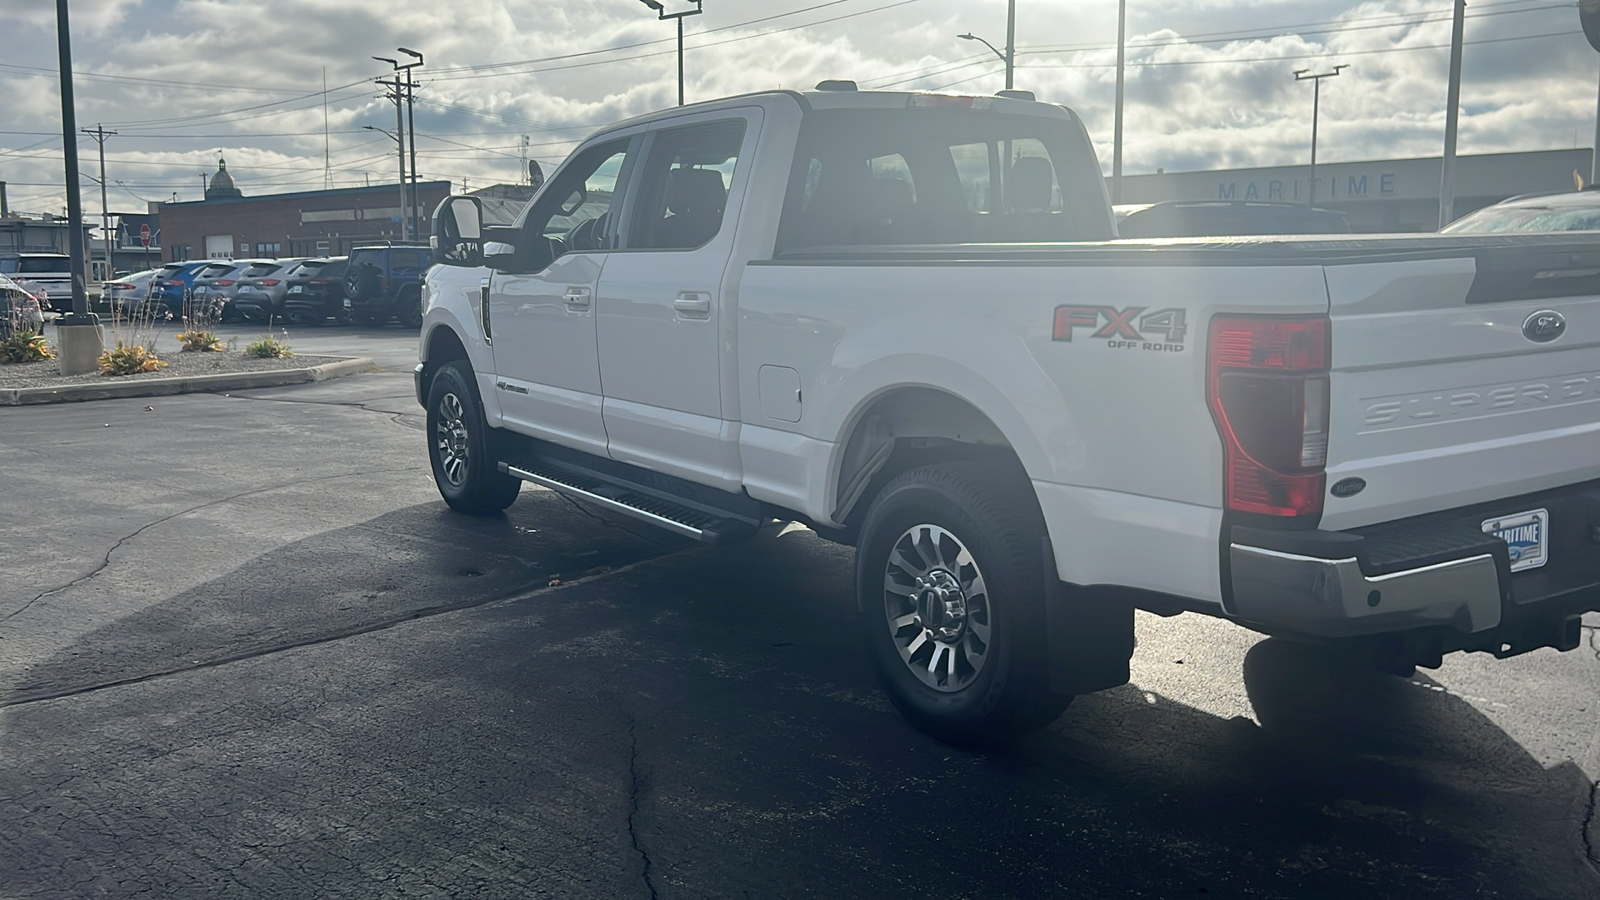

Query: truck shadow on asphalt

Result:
[3,511,1597,900]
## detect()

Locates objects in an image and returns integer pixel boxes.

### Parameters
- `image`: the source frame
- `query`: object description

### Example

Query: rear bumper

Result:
[1226,479,1600,650]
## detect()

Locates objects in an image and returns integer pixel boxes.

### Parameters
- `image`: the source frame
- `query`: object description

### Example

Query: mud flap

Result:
[1043,537,1135,696]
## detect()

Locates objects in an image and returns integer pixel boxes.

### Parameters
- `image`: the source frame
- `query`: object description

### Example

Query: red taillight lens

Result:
[216,279,234,286]
[259,279,280,286]
[108,282,132,290]
[1207,316,1330,518]
[166,279,184,286]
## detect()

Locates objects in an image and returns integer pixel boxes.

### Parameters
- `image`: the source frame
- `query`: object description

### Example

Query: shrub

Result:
[175,329,225,352]
[98,342,167,376]
[0,330,56,364]
[243,335,293,358]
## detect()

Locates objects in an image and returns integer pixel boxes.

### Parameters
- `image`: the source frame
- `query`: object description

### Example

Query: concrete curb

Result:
[0,357,376,406]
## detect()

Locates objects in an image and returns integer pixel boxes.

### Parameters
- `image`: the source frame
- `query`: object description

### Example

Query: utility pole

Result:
[1293,65,1348,205]
[82,124,116,280]
[374,65,409,239]
[638,1,703,106]
[1112,0,1126,204]
[1438,0,1466,227]
[54,0,102,374]
[399,48,424,239]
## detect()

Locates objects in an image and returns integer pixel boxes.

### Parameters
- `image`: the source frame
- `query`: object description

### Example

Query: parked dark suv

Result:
[344,242,430,328]
[281,257,349,325]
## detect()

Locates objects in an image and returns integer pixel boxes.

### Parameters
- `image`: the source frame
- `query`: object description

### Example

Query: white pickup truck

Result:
[417,84,1600,745]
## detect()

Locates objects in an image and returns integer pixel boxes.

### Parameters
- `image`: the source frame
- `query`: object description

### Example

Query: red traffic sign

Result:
[139,223,152,247]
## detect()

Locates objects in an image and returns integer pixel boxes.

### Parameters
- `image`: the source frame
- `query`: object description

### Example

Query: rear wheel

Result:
[396,287,423,329]
[856,460,1070,746]
[426,361,520,514]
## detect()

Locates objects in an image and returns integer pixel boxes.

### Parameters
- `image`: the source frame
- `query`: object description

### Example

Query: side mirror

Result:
[432,196,484,267]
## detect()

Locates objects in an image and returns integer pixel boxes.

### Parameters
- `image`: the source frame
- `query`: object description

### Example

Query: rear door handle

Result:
[564,286,592,311]
[674,291,711,320]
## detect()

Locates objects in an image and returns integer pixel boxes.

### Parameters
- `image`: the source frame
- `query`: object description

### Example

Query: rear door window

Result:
[776,107,1110,253]
[18,257,71,273]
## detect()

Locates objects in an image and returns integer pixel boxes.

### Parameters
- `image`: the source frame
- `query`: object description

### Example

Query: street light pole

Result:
[1112,0,1126,204]
[1004,0,1015,91]
[639,0,703,106]
[364,124,407,239]
[1294,65,1347,205]
[1438,0,1466,228]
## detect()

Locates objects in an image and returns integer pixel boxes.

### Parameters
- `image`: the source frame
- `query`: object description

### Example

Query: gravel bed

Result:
[0,350,347,390]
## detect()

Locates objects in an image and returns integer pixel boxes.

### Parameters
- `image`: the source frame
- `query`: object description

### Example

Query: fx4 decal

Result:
[1052,306,1188,352]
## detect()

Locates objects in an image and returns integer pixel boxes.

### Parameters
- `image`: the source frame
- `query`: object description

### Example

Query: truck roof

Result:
[590,86,1074,141]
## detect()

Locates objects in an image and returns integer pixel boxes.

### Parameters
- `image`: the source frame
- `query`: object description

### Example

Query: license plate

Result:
[288,285,303,294]
[1482,509,1549,572]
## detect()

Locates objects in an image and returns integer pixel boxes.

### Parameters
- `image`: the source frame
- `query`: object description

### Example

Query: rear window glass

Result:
[242,263,280,277]
[199,264,234,277]
[775,108,1111,254]
[348,249,382,266]
[18,257,71,273]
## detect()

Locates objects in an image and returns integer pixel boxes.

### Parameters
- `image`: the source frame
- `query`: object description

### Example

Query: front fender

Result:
[420,265,501,424]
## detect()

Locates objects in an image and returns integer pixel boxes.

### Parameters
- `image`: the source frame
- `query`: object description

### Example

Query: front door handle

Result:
[564,286,592,311]
[674,291,712,320]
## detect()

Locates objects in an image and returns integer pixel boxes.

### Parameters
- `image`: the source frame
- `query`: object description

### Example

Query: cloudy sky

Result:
[0,0,1594,216]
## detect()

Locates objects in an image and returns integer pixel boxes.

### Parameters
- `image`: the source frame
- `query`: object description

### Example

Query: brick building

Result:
[159,158,450,262]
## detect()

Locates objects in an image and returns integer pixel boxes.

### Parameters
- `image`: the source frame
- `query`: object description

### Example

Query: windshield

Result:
[17,257,71,273]
[1442,203,1600,233]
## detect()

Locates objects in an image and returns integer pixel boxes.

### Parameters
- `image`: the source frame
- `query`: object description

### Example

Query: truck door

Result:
[596,112,760,491]
[489,137,637,457]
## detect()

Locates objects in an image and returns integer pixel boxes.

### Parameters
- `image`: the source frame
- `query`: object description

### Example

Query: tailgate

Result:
[1320,241,1600,531]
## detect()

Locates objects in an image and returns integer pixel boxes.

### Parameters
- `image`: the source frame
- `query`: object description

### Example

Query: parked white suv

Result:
[416,85,1600,745]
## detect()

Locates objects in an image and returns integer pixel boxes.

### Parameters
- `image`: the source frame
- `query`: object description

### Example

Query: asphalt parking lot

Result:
[1,327,1597,899]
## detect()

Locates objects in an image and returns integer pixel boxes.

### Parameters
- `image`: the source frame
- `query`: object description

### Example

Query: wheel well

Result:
[832,387,1024,531]
[421,327,470,399]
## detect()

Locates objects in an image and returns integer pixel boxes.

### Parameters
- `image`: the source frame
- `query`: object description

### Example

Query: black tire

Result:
[856,460,1070,747]
[426,361,521,514]
[396,286,423,329]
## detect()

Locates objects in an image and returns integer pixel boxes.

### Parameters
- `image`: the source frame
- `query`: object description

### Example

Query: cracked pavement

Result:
[2,330,1598,899]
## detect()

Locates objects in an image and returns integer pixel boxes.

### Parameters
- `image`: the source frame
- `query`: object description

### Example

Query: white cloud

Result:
[0,0,1593,215]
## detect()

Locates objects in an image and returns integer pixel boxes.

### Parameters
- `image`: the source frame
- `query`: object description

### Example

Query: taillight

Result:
[216,279,234,286]
[108,282,132,290]
[166,279,184,286]
[1207,316,1330,518]
[259,279,280,286]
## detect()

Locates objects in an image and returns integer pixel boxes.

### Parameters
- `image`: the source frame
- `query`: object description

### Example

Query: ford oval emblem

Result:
[1522,310,1566,343]
[1330,477,1367,499]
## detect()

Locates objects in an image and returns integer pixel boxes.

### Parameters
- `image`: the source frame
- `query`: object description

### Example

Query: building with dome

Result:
[203,157,243,201]
[159,154,451,262]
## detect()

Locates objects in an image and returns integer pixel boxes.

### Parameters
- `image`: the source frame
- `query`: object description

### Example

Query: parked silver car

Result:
[102,268,161,315]
[233,258,311,323]
[1441,189,1600,233]
[189,258,273,322]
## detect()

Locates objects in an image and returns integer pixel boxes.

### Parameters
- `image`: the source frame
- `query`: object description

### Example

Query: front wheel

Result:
[426,362,521,514]
[856,460,1070,746]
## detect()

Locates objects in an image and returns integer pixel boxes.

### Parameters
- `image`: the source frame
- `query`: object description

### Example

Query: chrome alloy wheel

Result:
[435,392,470,487]
[882,523,992,692]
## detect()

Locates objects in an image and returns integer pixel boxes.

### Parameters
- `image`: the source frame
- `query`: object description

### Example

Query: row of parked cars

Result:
[102,242,431,328]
